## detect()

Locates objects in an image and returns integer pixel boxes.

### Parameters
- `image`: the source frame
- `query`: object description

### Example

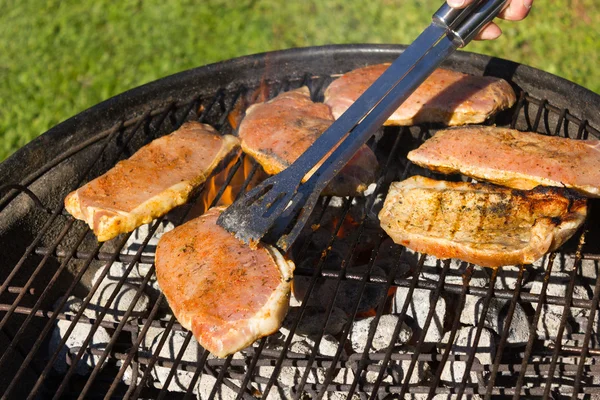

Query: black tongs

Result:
[218,0,509,251]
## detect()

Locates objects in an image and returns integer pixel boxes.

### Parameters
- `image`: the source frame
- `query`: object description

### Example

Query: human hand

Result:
[446,0,533,40]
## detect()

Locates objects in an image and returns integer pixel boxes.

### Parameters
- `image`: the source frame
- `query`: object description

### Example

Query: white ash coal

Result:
[267,308,344,358]
[439,327,495,383]
[494,265,527,291]
[149,329,228,396]
[362,351,430,385]
[49,296,111,375]
[144,327,245,398]
[118,359,142,386]
[349,314,411,353]
[256,365,355,400]
[321,392,362,400]
[578,258,600,280]
[393,287,447,342]
[123,219,174,256]
[122,219,175,304]
[84,281,150,323]
[195,374,239,400]
[528,270,590,339]
[460,295,530,345]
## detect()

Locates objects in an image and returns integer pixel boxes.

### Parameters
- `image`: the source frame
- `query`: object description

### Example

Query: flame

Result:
[187,154,268,221]
[227,77,271,131]
[329,214,360,239]
[187,76,272,223]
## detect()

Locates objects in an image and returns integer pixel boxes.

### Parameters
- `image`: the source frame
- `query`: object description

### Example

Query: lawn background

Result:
[1,0,598,162]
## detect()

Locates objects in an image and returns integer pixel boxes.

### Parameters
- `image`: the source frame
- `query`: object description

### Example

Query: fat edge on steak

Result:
[155,207,295,357]
[65,122,239,241]
[378,176,587,268]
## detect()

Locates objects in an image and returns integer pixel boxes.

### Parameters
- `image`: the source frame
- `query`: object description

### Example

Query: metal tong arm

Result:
[278,0,507,185]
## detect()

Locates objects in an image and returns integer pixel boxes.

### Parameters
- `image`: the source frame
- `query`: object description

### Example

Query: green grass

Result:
[1,0,598,161]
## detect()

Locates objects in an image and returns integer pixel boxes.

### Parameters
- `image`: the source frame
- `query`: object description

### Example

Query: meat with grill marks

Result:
[378,176,587,268]
[324,65,516,126]
[155,207,294,357]
[65,122,239,241]
[238,86,379,196]
[407,126,600,198]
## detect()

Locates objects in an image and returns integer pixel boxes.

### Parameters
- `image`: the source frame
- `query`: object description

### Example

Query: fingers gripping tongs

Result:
[217,0,509,251]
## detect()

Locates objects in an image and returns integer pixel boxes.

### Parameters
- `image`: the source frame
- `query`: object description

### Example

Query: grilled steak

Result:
[65,122,239,241]
[155,207,294,357]
[407,126,600,197]
[239,86,379,196]
[324,65,516,126]
[378,176,587,268]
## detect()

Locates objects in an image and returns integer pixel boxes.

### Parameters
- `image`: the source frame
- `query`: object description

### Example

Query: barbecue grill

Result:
[1,44,599,400]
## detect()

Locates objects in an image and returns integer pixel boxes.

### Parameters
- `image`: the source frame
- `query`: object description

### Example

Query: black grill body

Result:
[0,45,599,399]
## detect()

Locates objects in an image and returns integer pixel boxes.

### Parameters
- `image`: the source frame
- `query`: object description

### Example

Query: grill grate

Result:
[1,63,599,400]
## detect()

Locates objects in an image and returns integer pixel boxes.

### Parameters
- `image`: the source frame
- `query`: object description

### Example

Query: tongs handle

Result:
[436,0,509,46]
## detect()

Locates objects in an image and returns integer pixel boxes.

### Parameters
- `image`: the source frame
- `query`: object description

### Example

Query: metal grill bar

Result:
[484,263,526,399]
[0,218,81,371]
[75,346,600,375]
[104,292,165,399]
[572,244,600,398]
[0,218,74,332]
[29,233,135,400]
[400,259,452,398]
[368,254,428,400]
[78,259,158,398]
[260,201,353,398]
[304,383,600,396]
[543,230,588,399]
[428,263,476,398]
[314,226,384,400]
[455,268,499,400]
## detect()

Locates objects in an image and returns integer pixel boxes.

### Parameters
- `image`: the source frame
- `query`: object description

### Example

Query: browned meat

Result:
[238,86,379,196]
[65,122,239,241]
[155,207,294,357]
[407,126,600,198]
[378,176,587,268]
[324,65,516,126]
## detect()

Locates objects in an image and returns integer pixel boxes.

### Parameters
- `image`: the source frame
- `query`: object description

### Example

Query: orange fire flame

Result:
[187,154,268,220]
[227,77,271,132]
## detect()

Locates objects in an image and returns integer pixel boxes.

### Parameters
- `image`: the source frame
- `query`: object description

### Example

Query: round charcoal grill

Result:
[0,45,599,400]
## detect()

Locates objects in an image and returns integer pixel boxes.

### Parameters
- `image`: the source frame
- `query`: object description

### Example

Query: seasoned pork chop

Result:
[239,86,379,196]
[324,65,516,126]
[155,207,294,357]
[65,122,239,241]
[378,176,587,268]
[407,126,600,197]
